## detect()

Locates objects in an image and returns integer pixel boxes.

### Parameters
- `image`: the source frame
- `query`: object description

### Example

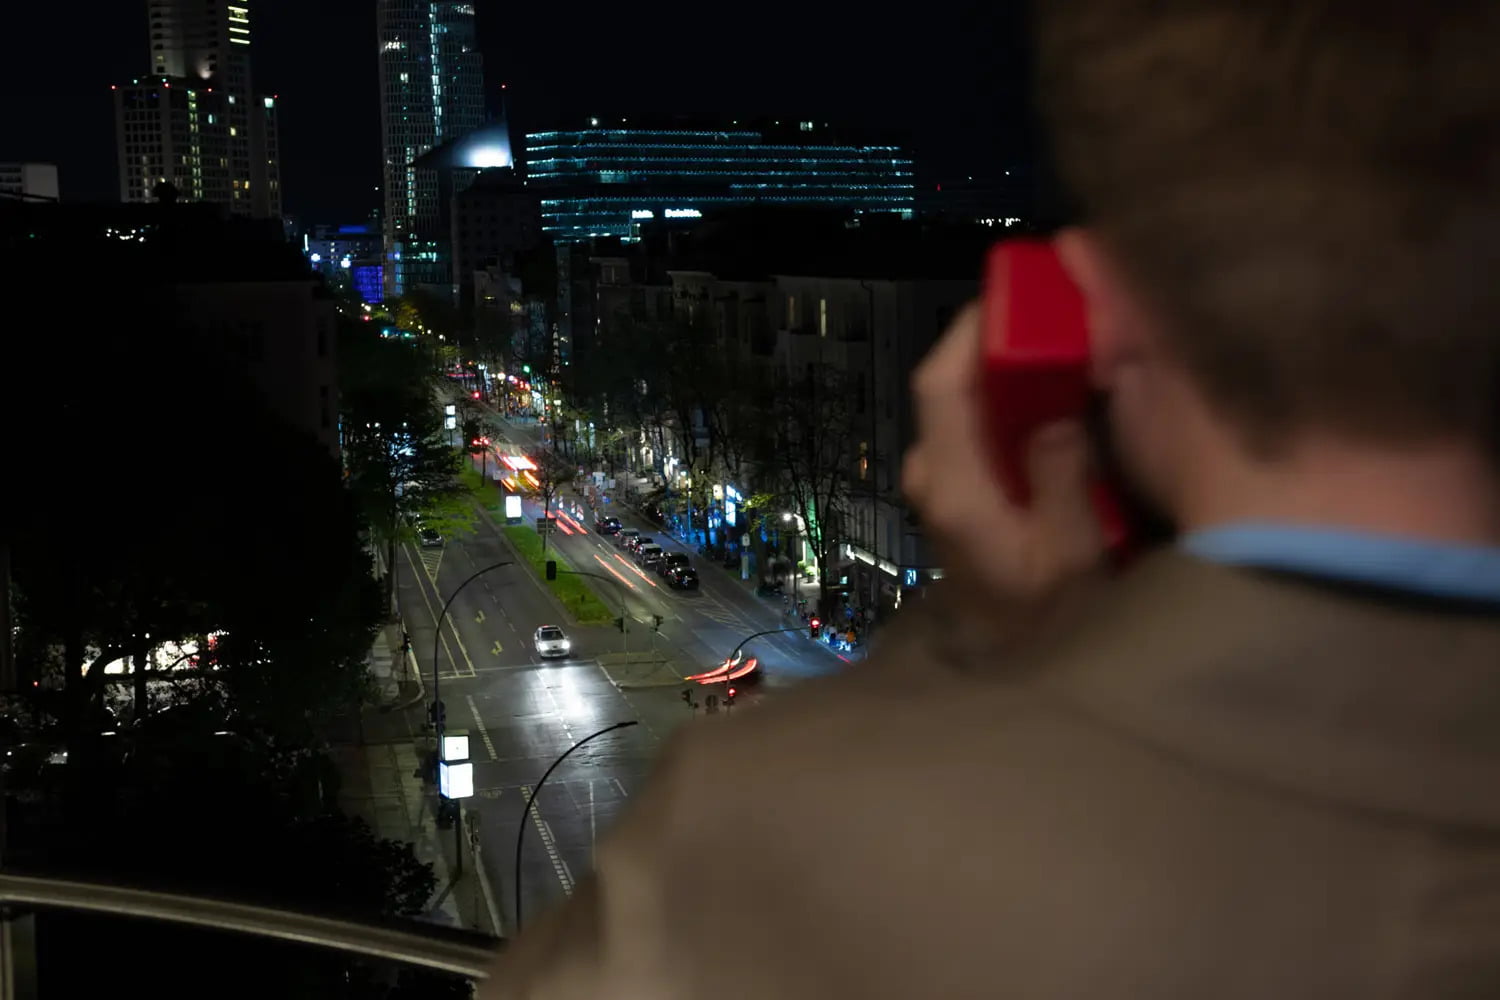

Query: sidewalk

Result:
[330,622,504,940]
[611,493,871,664]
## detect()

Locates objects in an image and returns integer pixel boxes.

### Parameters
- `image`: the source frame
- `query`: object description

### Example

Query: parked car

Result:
[636,543,664,569]
[615,528,640,549]
[533,625,571,659]
[657,552,690,577]
[667,564,699,589]
[626,534,654,556]
[595,516,622,535]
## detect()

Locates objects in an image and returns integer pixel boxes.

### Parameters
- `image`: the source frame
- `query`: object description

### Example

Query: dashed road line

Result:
[522,784,576,897]
[465,694,498,759]
[400,542,478,679]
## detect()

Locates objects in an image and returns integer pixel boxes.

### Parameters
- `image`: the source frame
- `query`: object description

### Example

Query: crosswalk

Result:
[691,593,755,631]
[418,544,444,583]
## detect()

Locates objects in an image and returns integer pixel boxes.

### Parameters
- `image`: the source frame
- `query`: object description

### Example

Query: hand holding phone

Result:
[980,239,1134,558]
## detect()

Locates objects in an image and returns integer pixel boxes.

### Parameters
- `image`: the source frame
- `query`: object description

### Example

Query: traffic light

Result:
[546,560,557,581]
[681,688,694,706]
[614,617,626,633]
[471,391,480,400]
[653,614,664,631]
[809,616,822,639]
[428,700,446,726]
[726,687,737,706]
[400,630,412,654]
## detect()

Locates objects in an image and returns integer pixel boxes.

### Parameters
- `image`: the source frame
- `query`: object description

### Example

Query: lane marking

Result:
[474,609,486,624]
[399,543,470,681]
[490,640,502,656]
[466,694,498,760]
[521,784,576,896]
[405,542,480,679]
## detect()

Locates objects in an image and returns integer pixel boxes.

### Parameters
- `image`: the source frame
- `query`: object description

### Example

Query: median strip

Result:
[499,523,615,625]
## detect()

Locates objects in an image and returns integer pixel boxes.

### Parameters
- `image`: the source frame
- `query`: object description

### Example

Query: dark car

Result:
[595,516,622,535]
[626,534,654,556]
[657,551,691,577]
[417,525,443,548]
[667,564,699,589]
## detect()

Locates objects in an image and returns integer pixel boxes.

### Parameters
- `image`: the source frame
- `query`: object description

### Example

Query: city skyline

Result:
[1,0,1031,224]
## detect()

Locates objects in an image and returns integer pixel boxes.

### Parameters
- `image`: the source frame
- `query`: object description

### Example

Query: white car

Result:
[534,625,571,659]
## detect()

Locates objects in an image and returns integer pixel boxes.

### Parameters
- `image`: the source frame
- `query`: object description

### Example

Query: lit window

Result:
[819,298,828,337]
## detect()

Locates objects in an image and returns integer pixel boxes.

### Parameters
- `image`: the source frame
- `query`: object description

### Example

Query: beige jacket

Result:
[485,550,1500,998]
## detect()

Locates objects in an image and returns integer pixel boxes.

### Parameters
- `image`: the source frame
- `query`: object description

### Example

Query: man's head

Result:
[1036,2,1500,527]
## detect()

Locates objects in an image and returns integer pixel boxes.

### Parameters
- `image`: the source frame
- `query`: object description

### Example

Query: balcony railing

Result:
[0,872,500,998]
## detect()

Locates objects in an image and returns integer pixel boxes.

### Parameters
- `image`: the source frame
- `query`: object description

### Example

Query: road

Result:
[365,406,850,934]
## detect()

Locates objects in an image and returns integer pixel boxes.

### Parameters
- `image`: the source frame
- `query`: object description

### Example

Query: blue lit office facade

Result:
[524,121,915,241]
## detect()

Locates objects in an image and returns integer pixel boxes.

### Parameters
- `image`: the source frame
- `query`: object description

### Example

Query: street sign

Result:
[442,734,470,762]
[535,517,555,534]
[439,760,474,799]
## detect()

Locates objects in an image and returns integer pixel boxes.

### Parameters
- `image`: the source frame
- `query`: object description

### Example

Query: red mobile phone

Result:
[980,239,1133,556]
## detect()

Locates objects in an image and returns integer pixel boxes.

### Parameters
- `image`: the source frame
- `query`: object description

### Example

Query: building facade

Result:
[562,215,989,615]
[376,0,486,298]
[120,0,281,218]
[4,200,336,457]
[524,118,916,242]
[450,168,541,306]
[305,224,384,303]
[114,78,233,206]
[0,164,60,202]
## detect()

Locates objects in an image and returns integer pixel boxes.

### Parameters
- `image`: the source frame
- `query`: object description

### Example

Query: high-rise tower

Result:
[115,0,281,217]
[376,0,486,297]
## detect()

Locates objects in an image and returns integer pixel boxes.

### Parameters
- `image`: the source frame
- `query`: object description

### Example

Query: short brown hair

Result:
[1034,1,1500,453]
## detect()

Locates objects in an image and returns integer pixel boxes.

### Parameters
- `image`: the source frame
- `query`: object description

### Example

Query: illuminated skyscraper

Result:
[376,0,487,297]
[114,0,281,217]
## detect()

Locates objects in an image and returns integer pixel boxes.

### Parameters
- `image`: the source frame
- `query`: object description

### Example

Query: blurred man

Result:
[484,3,1500,996]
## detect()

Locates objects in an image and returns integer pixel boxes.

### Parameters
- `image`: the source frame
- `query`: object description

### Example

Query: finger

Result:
[1026,420,1101,541]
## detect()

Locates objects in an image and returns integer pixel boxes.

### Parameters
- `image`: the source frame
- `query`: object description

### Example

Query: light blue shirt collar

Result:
[1181,522,1500,605]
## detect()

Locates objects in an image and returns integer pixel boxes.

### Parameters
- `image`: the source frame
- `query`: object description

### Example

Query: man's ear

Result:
[1053,227,1143,389]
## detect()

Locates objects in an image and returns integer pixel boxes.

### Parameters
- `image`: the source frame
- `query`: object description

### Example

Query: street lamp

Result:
[514,720,638,932]
[430,560,513,858]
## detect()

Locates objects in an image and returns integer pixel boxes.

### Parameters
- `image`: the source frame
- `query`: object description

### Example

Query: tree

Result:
[7,293,382,748]
[770,363,857,617]
[532,445,578,554]
[340,318,465,611]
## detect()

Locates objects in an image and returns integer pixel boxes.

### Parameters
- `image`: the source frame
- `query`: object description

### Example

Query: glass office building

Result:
[377,0,486,297]
[524,119,915,241]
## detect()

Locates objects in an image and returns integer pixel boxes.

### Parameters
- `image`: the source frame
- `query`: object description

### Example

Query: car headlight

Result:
[560,640,571,650]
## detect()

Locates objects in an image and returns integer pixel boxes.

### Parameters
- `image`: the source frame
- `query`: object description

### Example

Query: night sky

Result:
[2,0,1032,225]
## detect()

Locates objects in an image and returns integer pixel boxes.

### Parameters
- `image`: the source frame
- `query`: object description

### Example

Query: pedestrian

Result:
[481,4,1500,997]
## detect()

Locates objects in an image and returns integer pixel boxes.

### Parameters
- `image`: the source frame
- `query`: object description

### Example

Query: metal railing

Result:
[0,872,500,997]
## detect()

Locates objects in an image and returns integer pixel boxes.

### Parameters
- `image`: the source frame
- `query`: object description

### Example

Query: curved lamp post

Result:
[514,720,638,932]
[431,560,514,751]
[430,559,513,873]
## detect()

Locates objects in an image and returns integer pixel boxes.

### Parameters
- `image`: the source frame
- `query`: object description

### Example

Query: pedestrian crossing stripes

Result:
[418,546,444,583]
